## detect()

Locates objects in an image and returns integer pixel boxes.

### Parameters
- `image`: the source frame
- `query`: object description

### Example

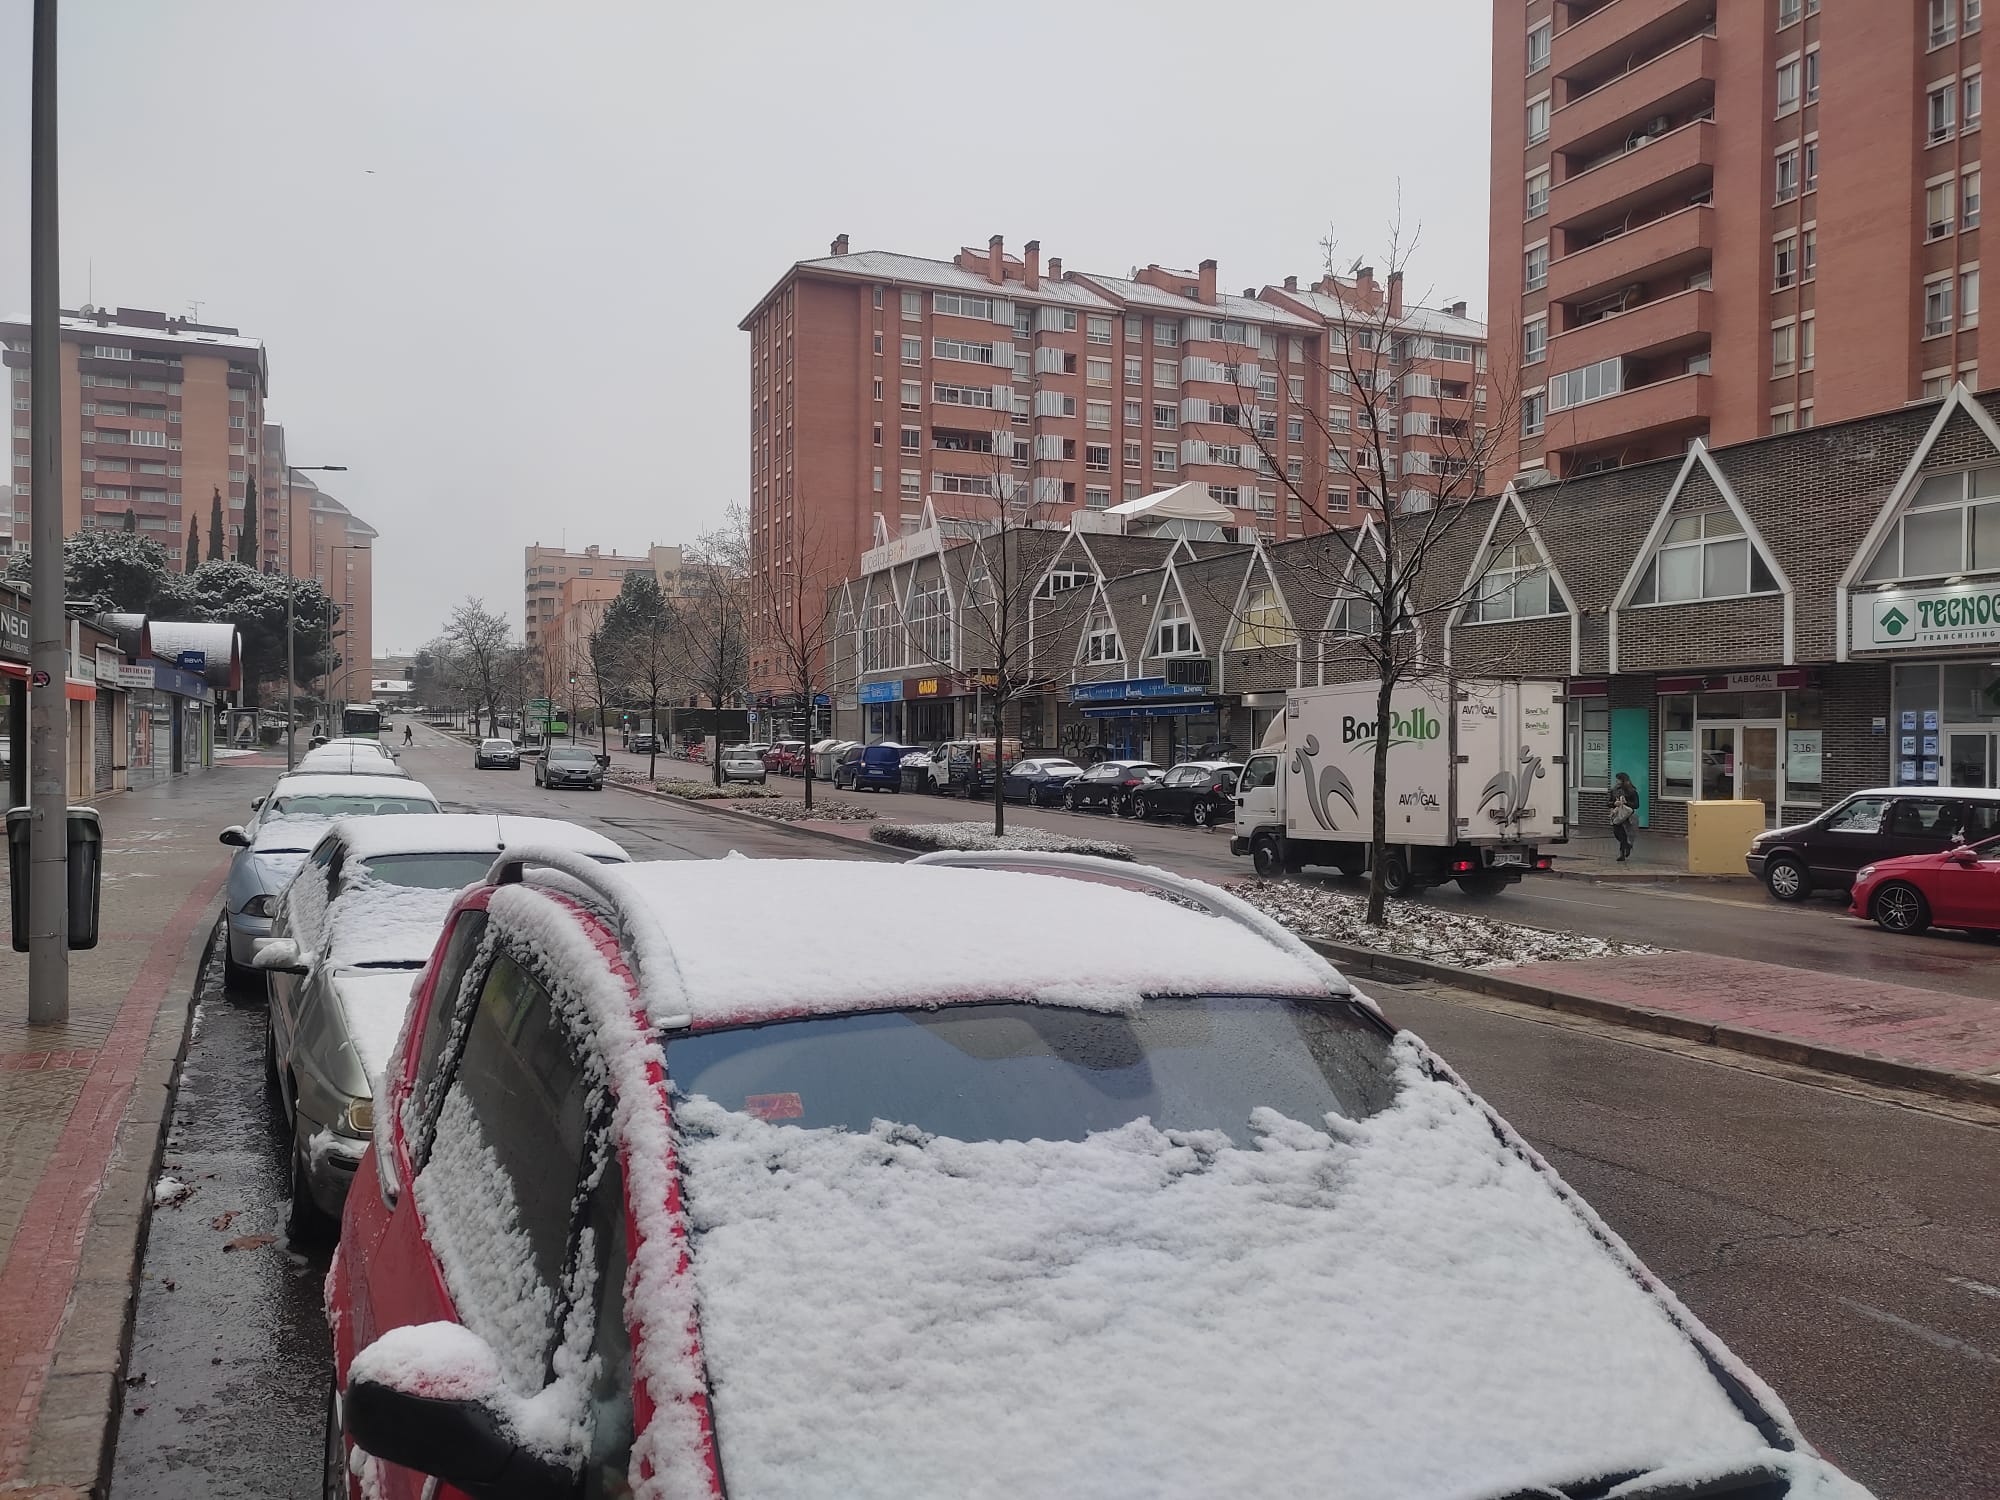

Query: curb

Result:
[1307,937,2000,1110]
[1543,865,1752,886]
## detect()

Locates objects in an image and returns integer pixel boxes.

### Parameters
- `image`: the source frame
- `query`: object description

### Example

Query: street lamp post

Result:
[280,464,346,770]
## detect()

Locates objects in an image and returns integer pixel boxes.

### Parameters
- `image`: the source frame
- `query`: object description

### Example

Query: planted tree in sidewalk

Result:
[444,596,513,738]
[677,508,751,787]
[599,570,676,783]
[1215,218,1537,924]
[756,508,848,811]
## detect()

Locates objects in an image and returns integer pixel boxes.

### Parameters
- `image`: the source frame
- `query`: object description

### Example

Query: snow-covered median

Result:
[734,799,877,824]
[656,779,781,801]
[1228,879,1660,970]
[870,821,1134,860]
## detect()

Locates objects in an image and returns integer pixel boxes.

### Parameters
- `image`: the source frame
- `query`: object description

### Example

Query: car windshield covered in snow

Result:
[666,995,1398,1145]
[270,792,436,817]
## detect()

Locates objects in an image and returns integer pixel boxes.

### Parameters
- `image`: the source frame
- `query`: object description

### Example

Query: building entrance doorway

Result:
[1698,721,1782,816]
[1945,728,2000,788]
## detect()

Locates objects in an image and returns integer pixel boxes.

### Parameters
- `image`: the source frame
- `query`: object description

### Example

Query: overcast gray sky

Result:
[1,0,1494,652]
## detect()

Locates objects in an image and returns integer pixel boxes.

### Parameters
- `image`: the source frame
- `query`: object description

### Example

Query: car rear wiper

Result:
[346,959,428,971]
[1479,1462,1789,1500]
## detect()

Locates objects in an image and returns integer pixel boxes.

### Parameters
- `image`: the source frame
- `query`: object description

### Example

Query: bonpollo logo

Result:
[1341,708,1443,748]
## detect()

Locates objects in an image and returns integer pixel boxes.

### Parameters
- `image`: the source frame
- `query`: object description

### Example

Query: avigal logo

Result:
[1342,709,1443,748]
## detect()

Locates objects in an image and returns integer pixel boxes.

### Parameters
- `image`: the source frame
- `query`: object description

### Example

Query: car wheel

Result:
[1872,881,1931,935]
[322,1376,347,1500]
[1251,834,1284,879]
[286,1111,339,1245]
[1064,790,1079,812]
[1763,855,1812,903]
[1191,800,1214,828]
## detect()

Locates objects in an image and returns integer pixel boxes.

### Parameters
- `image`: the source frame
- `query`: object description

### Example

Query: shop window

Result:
[1229,584,1295,650]
[1465,537,1561,622]
[1859,463,2000,581]
[1631,511,1780,604]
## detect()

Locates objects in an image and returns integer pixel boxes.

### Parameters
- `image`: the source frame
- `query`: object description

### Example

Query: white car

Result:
[256,814,628,1238]
[218,773,441,981]
[295,744,410,777]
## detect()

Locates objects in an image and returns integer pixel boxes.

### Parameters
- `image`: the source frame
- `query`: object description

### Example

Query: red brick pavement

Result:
[0,858,226,1483]
[1503,951,2000,1079]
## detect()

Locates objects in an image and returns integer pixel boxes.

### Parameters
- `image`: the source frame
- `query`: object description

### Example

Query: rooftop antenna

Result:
[186,298,203,320]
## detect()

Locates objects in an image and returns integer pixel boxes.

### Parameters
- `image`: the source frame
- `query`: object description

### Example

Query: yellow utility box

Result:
[1687,799,1765,875]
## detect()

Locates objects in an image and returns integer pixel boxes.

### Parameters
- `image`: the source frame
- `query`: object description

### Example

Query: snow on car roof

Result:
[294,750,409,776]
[673,1038,1810,1500]
[328,813,627,863]
[270,772,439,802]
[595,859,1335,1026]
[250,814,337,854]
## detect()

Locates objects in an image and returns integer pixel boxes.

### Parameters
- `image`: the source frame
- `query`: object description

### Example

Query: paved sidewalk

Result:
[0,755,280,1496]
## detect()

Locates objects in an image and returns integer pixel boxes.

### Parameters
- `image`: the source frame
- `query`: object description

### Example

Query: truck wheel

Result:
[1377,852,1414,898]
[1251,834,1284,879]
[1456,871,1509,898]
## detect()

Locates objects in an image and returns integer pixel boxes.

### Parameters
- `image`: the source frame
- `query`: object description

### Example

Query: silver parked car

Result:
[255,813,629,1238]
[219,772,441,983]
[720,744,768,784]
[535,743,606,789]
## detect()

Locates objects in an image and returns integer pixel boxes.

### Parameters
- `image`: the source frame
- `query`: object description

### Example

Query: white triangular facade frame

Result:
[1835,381,2000,660]
[1443,482,1581,676]
[1070,579,1128,675]
[1608,441,1795,673]
[1139,558,1205,665]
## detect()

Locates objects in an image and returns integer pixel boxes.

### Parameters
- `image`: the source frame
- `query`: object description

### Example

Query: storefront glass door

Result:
[1698,721,1784,816]
[1946,730,1998,788]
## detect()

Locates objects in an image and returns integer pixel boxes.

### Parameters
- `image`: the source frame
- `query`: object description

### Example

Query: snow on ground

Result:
[673,1036,1795,1500]
[733,798,876,824]
[1228,878,1661,970]
[655,778,781,802]
[869,821,1133,859]
[151,1176,191,1207]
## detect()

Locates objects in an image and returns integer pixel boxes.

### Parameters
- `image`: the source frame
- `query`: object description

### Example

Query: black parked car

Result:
[473,737,520,770]
[1131,761,1244,827]
[1064,760,1162,817]
[536,743,607,790]
[1002,757,1086,806]
[1745,785,2000,900]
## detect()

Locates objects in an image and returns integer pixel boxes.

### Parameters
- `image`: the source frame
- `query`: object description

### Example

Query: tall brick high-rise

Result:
[1491,0,1990,481]
[740,236,1486,687]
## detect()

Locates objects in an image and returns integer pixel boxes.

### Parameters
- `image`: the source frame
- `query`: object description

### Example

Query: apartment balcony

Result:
[1548,287,1712,372]
[1550,34,1716,159]
[1549,118,1715,233]
[1548,202,1713,303]
[1554,0,1716,82]
[1544,371,1712,451]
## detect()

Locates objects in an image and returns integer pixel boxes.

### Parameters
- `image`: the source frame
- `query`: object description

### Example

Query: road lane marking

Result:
[1948,1276,2000,1300]
[1838,1297,2000,1365]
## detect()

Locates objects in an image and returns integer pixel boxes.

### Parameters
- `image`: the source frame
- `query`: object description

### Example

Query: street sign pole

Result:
[26,0,67,1023]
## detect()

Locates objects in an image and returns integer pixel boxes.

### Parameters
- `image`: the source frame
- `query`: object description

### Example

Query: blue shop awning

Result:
[1080,700,1216,719]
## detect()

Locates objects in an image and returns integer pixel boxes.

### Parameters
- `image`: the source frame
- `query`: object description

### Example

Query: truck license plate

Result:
[1492,850,1526,867]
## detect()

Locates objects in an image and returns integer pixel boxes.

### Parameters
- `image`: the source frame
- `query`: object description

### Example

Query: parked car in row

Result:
[1849,832,2000,936]
[1131,760,1243,827]
[534,743,607,790]
[1002,756,1085,806]
[472,737,520,770]
[325,849,1860,1500]
[255,814,628,1239]
[836,741,910,792]
[296,743,409,778]
[720,744,769,784]
[764,739,808,775]
[1746,786,2000,901]
[1065,758,1162,816]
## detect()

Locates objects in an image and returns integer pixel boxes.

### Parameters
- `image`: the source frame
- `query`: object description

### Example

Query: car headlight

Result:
[241,894,274,918]
[338,1096,374,1138]
[1854,865,1877,883]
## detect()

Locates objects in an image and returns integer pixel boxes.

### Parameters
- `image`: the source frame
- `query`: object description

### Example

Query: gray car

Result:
[721,744,768,783]
[255,813,628,1238]
[219,772,440,983]
[535,743,606,789]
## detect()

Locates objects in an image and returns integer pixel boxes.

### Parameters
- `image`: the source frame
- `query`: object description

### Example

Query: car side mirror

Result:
[251,796,265,809]
[595,753,611,768]
[219,825,250,847]
[1949,846,1979,865]
[344,1324,573,1500]
[251,937,309,975]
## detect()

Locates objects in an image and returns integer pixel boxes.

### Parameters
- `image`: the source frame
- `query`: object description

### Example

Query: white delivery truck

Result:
[1230,676,1566,895]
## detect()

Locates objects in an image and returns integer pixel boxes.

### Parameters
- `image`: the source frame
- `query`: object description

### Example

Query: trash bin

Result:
[900,763,927,793]
[7,805,103,952]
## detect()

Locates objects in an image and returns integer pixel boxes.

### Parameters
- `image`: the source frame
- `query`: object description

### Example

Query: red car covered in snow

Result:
[324,850,1862,1500]
[1847,833,2000,935]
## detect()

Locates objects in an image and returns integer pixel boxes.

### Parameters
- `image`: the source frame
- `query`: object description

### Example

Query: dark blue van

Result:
[839,741,911,793]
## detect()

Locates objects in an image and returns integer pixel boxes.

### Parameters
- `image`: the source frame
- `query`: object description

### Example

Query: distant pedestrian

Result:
[402,723,414,747]
[1609,772,1640,863]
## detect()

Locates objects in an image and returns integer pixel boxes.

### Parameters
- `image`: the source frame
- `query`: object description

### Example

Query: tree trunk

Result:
[1365,672,1395,927]
[992,712,1005,836]
[711,706,723,787]
[804,757,814,811]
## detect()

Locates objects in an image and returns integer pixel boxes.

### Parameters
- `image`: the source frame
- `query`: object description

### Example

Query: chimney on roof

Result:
[1388,271,1404,319]
[1283,275,1298,292]
[1023,239,1040,290]
[988,234,1005,285]
[1049,256,1062,280]
[1242,288,1256,299]
[831,232,849,256]
[1198,258,1217,304]
[1448,299,1467,318]
[1353,266,1376,308]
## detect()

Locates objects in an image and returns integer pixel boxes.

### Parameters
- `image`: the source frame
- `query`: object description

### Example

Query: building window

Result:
[1926,275,1956,337]
[871,468,883,493]
[1153,319,1180,346]
[1632,511,1779,604]
[1526,95,1550,144]
[1804,48,1819,103]
[901,290,921,321]
[1083,609,1121,664]
[1800,401,1816,428]
[1124,356,1142,386]
[1800,227,1817,279]
[1933,0,1959,46]
[1522,391,1546,437]
[1779,0,1801,24]
[1154,599,1196,657]
[1772,321,1796,372]
[1803,137,1818,191]
[1085,444,1111,472]
[933,291,994,320]
[1125,316,1144,340]
[1966,168,1984,228]
[1771,407,1797,435]
[900,470,919,499]
[1774,234,1799,286]
[1967,69,1984,128]
[872,423,882,447]
[1776,57,1801,116]
[1775,147,1800,201]
[1524,243,1548,291]
[1527,20,1550,73]
[901,426,920,453]
[1154,404,1176,430]
[874,378,884,403]
[1154,446,1176,472]
[1931,82,1957,143]
[1965,268,1982,327]
[1124,440,1141,467]
[1467,538,1558,623]
[1927,179,1957,240]
[1153,359,1177,389]
[1086,400,1111,429]
[1523,315,1547,365]
[1086,358,1112,387]
[1800,314,1816,369]
[901,335,922,364]
[1548,356,1622,411]
[1525,167,1550,219]
[1230,584,1295,649]
[900,381,921,410]
[1860,462,2000,581]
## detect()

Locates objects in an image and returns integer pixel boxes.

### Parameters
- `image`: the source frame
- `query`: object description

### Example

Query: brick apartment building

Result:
[740,235,1486,689]
[1491,0,1993,482]
[3,306,268,560]
[831,383,2000,838]
[288,469,376,709]
[523,542,689,660]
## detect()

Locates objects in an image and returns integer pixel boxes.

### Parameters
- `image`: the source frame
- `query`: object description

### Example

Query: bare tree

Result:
[677,508,750,787]
[444,596,513,739]
[598,570,677,782]
[1216,219,1534,924]
[757,508,845,810]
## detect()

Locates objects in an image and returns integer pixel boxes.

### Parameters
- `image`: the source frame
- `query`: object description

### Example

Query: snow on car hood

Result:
[673,1038,1807,1500]
[331,969,422,1095]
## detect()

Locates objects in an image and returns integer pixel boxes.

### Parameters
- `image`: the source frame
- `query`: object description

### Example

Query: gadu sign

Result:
[1854,583,2000,650]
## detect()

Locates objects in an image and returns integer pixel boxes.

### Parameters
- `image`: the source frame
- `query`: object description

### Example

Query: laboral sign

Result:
[1855,583,2000,649]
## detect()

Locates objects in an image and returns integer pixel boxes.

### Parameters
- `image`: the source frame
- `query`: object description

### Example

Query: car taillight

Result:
[1450,858,1476,874]
[1534,855,1553,870]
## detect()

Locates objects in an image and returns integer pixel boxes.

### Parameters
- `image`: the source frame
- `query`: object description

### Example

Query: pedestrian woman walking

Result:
[1609,772,1640,863]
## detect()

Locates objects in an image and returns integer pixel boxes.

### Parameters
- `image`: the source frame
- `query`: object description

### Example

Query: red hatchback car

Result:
[326,849,1860,1500]
[1848,833,2000,934]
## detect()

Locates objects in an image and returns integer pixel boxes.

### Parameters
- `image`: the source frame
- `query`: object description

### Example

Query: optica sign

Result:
[1854,584,2000,649]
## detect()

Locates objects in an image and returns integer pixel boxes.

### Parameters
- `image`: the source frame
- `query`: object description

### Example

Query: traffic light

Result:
[568,672,576,685]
